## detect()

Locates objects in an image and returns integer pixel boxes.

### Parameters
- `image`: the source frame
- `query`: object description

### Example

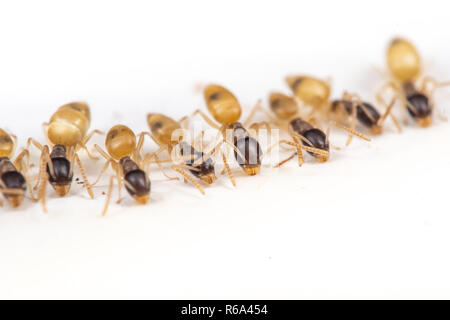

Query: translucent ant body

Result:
[93,125,150,215]
[247,93,370,166]
[144,113,219,194]
[27,102,102,211]
[0,129,35,207]
[192,84,267,179]
[378,38,449,127]
[285,75,397,145]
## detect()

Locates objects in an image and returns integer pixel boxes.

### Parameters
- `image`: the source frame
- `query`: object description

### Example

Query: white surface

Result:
[0,0,450,299]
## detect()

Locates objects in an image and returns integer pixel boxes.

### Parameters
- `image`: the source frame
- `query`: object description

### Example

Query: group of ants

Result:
[0,38,448,215]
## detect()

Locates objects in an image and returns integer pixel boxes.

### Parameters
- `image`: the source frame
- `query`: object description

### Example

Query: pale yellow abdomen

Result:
[47,102,90,147]
[147,113,183,146]
[204,84,242,124]
[0,129,14,158]
[286,76,330,109]
[387,38,421,82]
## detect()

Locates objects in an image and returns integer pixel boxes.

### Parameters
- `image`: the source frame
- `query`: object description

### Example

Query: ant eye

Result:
[209,92,221,100]
[151,121,163,130]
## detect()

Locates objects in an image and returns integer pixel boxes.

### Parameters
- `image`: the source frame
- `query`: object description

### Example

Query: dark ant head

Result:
[356,103,382,135]
[1,171,26,207]
[406,93,432,127]
[179,141,216,184]
[303,129,329,162]
[124,169,151,204]
[234,136,263,175]
[47,145,73,196]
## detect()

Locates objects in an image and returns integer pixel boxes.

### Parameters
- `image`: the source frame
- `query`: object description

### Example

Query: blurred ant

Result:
[377,38,449,127]
[285,75,398,145]
[0,129,35,207]
[142,113,223,194]
[246,93,370,167]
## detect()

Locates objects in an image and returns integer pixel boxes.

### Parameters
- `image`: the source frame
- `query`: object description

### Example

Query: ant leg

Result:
[418,77,450,95]
[202,139,226,161]
[434,104,448,122]
[216,139,247,164]
[92,144,121,188]
[10,133,18,157]
[82,130,104,145]
[135,131,167,162]
[377,82,407,128]
[122,179,140,201]
[172,164,205,195]
[265,140,303,167]
[37,171,48,212]
[345,101,358,146]
[91,159,113,186]
[418,80,449,122]
[76,130,104,160]
[34,145,53,192]
[77,143,98,160]
[14,149,38,201]
[191,109,221,129]
[248,121,272,137]
[142,144,182,180]
[13,149,29,173]
[242,100,261,126]
[331,101,351,126]
[134,132,147,164]
[145,153,179,181]
[101,175,122,216]
[275,152,297,167]
[27,138,44,152]
[94,144,113,161]
[325,121,371,146]
[178,116,190,129]
[242,100,278,127]
[220,149,236,187]
[268,139,328,156]
[192,131,205,151]
[74,153,94,199]
[290,134,304,166]
[114,163,123,204]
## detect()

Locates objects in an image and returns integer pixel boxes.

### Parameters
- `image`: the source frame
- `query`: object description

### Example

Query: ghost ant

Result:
[246,92,370,167]
[27,102,102,212]
[377,38,449,127]
[0,129,36,208]
[285,75,399,145]
[141,113,224,194]
[92,125,151,215]
[190,84,283,180]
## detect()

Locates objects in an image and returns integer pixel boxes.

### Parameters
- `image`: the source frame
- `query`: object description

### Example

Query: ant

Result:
[191,84,272,180]
[285,75,399,145]
[247,93,370,167]
[27,102,102,212]
[377,38,449,127]
[92,125,150,215]
[0,129,35,208]
[142,113,226,194]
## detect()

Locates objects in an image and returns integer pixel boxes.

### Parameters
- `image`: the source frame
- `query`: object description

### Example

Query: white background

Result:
[0,0,450,299]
